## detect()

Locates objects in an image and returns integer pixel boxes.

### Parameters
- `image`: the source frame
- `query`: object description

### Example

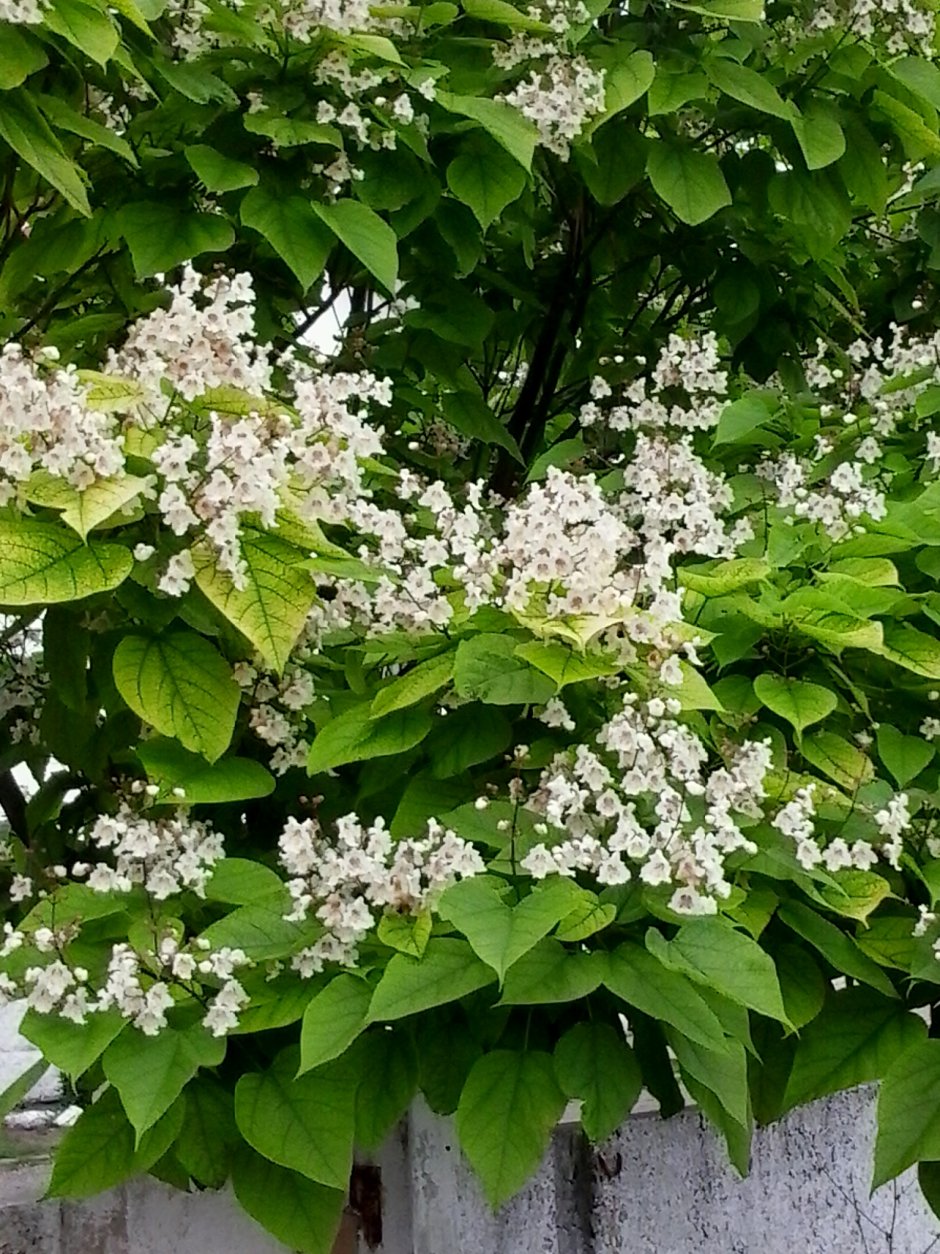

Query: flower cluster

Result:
[158,0,390,56]
[106,267,271,409]
[807,0,936,56]
[279,813,485,973]
[0,344,125,501]
[772,780,911,873]
[0,0,43,22]
[0,620,45,746]
[501,56,606,159]
[238,661,315,775]
[521,693,774,915]
[10,926,252,1036]
[83,805,225,899]
[491,0,591,69]
[99,268,389,587]
[763,451,887,541]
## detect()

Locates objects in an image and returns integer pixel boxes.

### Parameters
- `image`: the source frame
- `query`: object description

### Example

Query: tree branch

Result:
[0,769,28,840]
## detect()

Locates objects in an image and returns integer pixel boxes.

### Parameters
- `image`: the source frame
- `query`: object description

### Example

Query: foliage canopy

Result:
[4,0,940,1247]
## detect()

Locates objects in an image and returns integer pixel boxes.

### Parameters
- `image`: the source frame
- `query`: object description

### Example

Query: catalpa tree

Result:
[2,0,940,1247]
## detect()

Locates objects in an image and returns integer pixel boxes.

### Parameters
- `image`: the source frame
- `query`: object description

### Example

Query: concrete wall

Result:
[378,1093,940,1254]
[3,1000,939,1254]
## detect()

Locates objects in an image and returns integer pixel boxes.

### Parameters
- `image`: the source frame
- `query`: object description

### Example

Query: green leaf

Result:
[554,1023,641,1142]
[801,731,872,791]
[437,876,580,981]
[106,0,153,35]
[186,144,259,192]
[604,942,730,1053]
[436,92,538,170]
[514,641,618,687]
[370,652,454,719]
[232,973,319,1035]
[176,1077,238,1189]
[713,396,776,445]
[418,1018,482,1115]
[47,1089,135,1197]
[377,909,432,957]
[112,630,239,763]
[706,58,795,120]
[0,1057,49,1121]
[783,988,925,1114]
[554,896,616,942]
[235,1050,357,1189]
[874,1039,940,1187]
[685,1066,752,1173]
[768,170,852,259]
[453,633,556,705]
[826,557,899,586]
[668,1030,749,1127]
[575,123,647,204]
[103,1022,226,1141]
[311,199,398,292]
[199,901,321,961]
[461,0,551,30]
[0,520,131,605]
[817,870,892,923]
[25,472,149,541]
[648,68,708,116]
[47,1088,184,1198]
[888,56,940,110]
[498,939,606,1004]
[203,858,288,907]
[20,1007,125,1081]
[117,203,234,278]
[231,1146,345,1254]
[35,94,135,164]
[0,27,47,89]
[647,920,789,1024]
[368,937,496,1021]
[680,558,771,596]
[856,915,918,971]
[0,90,90,215]
[152,58,237,104]
[429,706,512,777]
[353,1030,419,1149]
[875,90,940,159]
[877,725,936,788]
[299,975,373,1074]
[240,187,333,290]
[307,703,432,774]
[775,942,827,1030]
[592,50,655,128]
[42,0,118,63]
[673,0,763,16]
[243,113,341,148]
[195,532,316,674]
[790,608,882,652]
[78,371,146,412]
[138,739,275,804]
[442,390,523,459]
[446,142,526,229]
[778,901,897,998]
[752,673,836,736]
[456,1050,566,1207]
[840,120,889,215]
[791,99,845,170]
[877,624,940,679]
[647,143,731,226]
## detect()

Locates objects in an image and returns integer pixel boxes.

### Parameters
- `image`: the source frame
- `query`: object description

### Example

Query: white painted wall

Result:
[0,1001,58,1107]
[3,1080,938,1254]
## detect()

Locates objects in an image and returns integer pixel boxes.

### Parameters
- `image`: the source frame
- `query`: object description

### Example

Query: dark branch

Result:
[0,770,28,840]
